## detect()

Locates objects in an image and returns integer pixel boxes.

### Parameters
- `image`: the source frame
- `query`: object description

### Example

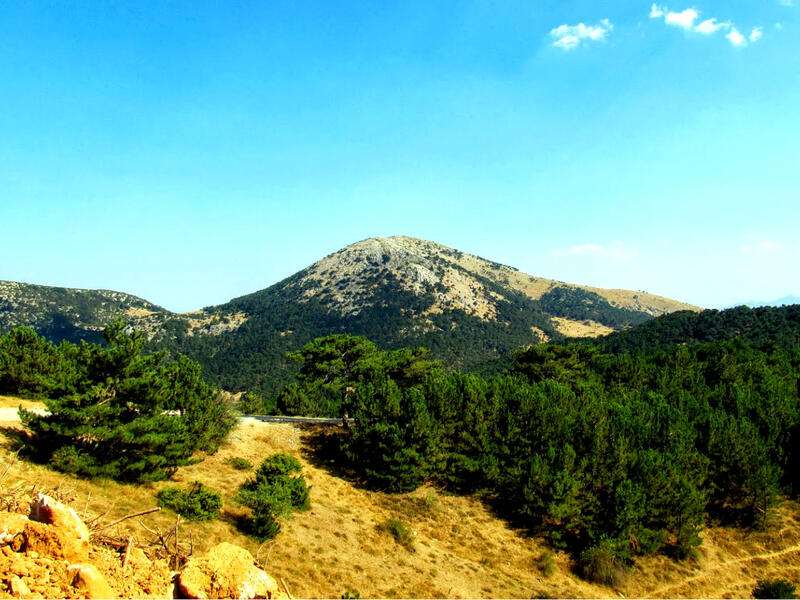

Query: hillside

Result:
[2,398,799,599]
[582,304,800,354]
[0,280,168,343]
[0,236,699,399]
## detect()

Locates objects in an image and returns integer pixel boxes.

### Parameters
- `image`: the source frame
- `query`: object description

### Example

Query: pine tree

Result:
[20,320,235,482]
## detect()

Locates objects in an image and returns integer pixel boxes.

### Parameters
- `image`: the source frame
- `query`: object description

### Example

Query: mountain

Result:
[728,295,800,309]
[0,236,699,399]
[0,280,169,343]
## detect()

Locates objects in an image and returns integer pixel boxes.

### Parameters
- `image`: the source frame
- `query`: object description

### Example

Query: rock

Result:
[68,564,116,599]
[178,542,284,599]
[24,494,90,562]
[22,520,89,562]
[29,494,90,544]
[0,513,29,547]
[6,574,31,597]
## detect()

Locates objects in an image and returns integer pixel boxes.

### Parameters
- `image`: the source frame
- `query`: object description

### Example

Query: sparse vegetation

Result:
[380,518,414,548]
[157,481,222,521]
[579,540,629,587]
[226,456,253,470]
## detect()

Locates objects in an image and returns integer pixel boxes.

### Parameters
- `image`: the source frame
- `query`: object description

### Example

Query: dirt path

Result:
[0,406,47,421]
[644,542,800,597]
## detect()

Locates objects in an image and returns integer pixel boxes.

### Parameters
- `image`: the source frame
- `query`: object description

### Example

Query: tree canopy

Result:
[13,320,235,482]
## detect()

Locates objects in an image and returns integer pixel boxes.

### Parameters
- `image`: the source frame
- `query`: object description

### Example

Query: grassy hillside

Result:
[1,397,799,599]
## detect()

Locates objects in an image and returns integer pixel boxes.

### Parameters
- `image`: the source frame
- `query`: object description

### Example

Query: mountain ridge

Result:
[1,235,701,399]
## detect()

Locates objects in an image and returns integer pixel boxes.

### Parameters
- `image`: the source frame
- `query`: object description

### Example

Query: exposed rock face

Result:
[179,542,288,599]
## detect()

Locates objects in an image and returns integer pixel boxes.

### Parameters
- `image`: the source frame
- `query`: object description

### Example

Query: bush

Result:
[157,482,222,521]
[380,518,413,548]
[579,540,629,587]
[536,550,556,578]
[753,579,798,599]
[420,490,440,514]
[227,457,253,471]
[235,453,310,539]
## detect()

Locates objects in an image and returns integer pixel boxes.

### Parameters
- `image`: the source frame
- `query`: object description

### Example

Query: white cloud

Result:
[779,0,794,6]
[726,27,747,46]
[550,19,613,51]
[665,8,699,29]
[649,5,763,47]
[696,18,730,34]
[776,22,784,30]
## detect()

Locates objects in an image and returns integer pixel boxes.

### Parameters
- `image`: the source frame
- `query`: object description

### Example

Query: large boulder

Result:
[22,494,90,562]
[68,564,117,599]
[29,494,90,543]
[21,520,89,562]
[178,542,288,599]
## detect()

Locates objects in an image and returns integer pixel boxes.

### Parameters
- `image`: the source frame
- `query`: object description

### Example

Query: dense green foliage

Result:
[753,579,798,599]
[157,481,223,521]
[584,304,800,354]
[0,327,76,398]
[290,310,800,564]
[279,334,441,417]
[4,321,235,482]
[235,453,311,539]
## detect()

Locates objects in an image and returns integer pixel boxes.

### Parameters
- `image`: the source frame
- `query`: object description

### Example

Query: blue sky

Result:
[1,0,798,312]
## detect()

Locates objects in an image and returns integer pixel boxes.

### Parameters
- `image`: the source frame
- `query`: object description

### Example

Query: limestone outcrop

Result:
[178,542,290,600]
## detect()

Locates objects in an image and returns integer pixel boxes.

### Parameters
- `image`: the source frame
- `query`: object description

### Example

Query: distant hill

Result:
[0,236,699,397]
[0,280,168,343]
[727,295,800,309]
[583,304,800,354]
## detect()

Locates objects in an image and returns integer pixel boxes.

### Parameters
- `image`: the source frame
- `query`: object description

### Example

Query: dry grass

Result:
[0,395,46,411]
[2,403,800,598]
[550,317,615,338]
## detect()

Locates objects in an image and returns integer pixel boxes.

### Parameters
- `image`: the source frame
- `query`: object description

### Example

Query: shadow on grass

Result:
[297,424,374,491]
[0,425,29,453]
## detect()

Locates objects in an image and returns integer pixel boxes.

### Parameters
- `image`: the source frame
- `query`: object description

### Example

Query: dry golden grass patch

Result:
[0,395,45,412]
[550,316,615,338]
[2,402,800,598]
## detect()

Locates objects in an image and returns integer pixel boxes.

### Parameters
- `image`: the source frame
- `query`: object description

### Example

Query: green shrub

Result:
[227,457,253,471]
[578,540,629,587]
[157,482,222,521]
[380,518,413,548]
[753,579,798,599]
[235,453,310,540]
[420,490,440,514]
[536,550,556,578]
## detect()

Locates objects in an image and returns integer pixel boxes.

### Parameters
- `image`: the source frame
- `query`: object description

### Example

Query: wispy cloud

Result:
[778,0,794,7]
[665,8,699,29]
[726,27,747,47]
[649,4,763,47]
[741,240,780,256]
[696,18,729,34]
[550,19,613,51]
